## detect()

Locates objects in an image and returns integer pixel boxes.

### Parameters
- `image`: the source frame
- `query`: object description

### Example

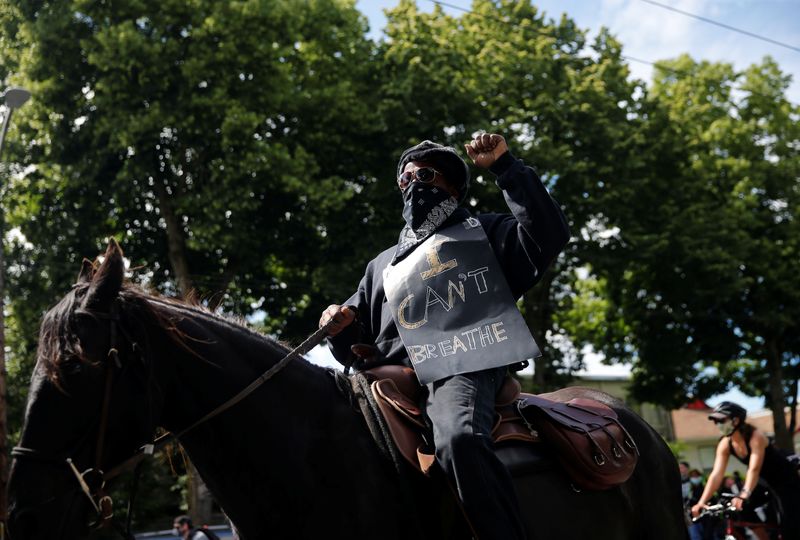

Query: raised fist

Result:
[464,132,508,168]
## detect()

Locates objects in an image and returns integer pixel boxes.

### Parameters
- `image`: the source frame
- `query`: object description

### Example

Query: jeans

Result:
[426,366,526,540]
[687,521,703,540]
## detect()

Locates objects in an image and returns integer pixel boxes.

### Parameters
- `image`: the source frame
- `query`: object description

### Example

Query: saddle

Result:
[360,365,639,491]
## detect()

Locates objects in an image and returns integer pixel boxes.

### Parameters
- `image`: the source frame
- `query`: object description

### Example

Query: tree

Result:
[380,0,645,390]
[1,0,387,524]
[594,55,800,449]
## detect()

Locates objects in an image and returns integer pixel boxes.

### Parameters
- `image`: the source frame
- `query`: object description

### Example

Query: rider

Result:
[690,401,800,540]
[320,132,570,540]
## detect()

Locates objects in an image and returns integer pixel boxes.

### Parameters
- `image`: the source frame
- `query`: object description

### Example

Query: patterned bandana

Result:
[394,184,458,261]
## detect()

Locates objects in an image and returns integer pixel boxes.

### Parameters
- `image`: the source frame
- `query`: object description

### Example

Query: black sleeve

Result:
[326,267,373,366]
[482,151,571,298]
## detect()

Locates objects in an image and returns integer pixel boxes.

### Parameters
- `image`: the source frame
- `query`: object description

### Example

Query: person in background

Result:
[173,515,220,540]
[719,475,741,498]
[690,401,800,540]
[686,469,706,540]
[733,470,744,490]
[680,461,691,504]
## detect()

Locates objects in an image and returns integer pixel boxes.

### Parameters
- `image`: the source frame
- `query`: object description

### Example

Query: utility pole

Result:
[0,86,31,539]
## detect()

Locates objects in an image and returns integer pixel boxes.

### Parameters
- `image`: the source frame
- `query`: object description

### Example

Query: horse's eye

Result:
[71,310,94,324]
[60,355,85,376]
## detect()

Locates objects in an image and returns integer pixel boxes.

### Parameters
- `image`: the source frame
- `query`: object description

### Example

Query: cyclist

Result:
[690,401,800,540]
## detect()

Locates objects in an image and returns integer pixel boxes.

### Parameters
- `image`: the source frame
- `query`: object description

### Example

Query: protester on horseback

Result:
[9,205,687,539]
[320,131,570,540]
[690,401,800,540]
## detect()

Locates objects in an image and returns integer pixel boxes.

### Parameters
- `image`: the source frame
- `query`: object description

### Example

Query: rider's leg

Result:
[426,366,526,540]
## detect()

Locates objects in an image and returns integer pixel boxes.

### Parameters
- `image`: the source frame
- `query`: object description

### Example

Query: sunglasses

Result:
[397,167,441,190]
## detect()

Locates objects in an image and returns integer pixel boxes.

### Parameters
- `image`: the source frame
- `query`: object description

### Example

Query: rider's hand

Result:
[731,496,745,512]
[464,133,508,169]
[690,503,705,518]
[319,305,356,336]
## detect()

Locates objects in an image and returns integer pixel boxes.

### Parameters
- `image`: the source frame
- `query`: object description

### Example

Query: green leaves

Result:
[3,0,798,454]
[594,55,800,441]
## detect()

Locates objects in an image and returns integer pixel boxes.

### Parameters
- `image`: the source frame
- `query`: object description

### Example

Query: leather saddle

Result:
[360,365,639,490]
[361,365,550,477]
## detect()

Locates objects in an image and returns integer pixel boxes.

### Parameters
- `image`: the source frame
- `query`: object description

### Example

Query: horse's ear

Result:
[76,258,96,285]
[83,239,125,312]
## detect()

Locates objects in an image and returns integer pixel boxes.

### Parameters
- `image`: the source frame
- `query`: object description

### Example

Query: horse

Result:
[8,240,689,540]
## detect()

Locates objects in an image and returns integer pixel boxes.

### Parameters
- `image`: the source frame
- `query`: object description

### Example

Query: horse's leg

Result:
[406,467,474,540]
[513,468,636,540]
[521,387,688,540]
[614,407,689,540]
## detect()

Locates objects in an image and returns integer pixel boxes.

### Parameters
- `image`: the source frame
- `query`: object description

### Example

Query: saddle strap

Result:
[373,379,426,428]
[372,379,434,474]
[517,394,639,490]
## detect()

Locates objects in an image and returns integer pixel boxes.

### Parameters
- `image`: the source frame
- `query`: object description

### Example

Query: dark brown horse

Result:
[8,241,688,539]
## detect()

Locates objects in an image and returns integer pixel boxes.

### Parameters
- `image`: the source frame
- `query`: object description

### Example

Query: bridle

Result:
[11,297,334,538]
[11,300,148,536]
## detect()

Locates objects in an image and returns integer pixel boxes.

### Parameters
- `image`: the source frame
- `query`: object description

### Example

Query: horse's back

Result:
[513,386,688,540]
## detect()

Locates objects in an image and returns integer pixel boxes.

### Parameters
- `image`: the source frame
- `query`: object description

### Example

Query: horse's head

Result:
[8,240,166,539]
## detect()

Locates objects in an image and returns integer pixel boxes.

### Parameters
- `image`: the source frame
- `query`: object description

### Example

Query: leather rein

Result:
[11,299,334,537]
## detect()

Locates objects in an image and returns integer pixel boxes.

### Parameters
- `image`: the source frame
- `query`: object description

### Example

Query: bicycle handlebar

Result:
[693,502,734,521]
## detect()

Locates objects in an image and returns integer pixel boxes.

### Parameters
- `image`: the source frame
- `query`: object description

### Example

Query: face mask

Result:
[718,420,735,436]
[690,477,702,485]
[173,527,182,537]
[401,183,454,231]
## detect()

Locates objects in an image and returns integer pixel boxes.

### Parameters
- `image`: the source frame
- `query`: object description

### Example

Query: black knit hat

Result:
[397,140,470,202]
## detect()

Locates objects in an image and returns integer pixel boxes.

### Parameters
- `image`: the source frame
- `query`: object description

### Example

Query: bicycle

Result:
[695,493,783,540]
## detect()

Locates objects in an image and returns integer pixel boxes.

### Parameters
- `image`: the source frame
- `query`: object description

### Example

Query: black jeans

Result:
[426,366,526,540]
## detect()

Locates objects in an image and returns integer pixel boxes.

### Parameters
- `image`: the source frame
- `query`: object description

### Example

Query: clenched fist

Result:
[464,132,508,169]
[319,304,356,336]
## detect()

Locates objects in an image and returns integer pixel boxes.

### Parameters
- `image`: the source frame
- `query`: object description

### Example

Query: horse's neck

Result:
[151,306,395,535]
[151,304,299,425]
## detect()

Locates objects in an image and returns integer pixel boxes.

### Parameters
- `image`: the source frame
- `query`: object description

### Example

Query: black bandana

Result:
[395,184,458,261]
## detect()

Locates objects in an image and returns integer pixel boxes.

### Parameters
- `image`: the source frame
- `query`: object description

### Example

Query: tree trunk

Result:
[151,160,213,522]
[189,462,214,526]
[765,339,793,450]
[522,268,556,392]
[153,177,194,297]
[788,376,798,444]
[0,205,8,537]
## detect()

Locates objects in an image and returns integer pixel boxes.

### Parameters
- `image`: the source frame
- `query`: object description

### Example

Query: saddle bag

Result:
[517,394,639,490]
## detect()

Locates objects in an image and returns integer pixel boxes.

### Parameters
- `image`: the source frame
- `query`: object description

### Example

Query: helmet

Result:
[708,401,747,422]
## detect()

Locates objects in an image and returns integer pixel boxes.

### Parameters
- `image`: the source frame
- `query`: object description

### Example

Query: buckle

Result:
[66,459,113,526]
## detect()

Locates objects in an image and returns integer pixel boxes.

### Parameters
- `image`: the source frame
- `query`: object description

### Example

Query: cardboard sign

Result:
[383,218,540,384]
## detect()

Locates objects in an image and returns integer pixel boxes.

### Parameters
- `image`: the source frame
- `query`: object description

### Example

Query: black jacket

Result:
[328,152,570,368]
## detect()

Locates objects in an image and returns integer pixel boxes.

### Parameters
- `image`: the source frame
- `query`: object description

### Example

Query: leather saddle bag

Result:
[517,394,639,490]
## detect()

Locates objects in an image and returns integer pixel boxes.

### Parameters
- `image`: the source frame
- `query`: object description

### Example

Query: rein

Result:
[107,317,336,479]
[12,301,336,537]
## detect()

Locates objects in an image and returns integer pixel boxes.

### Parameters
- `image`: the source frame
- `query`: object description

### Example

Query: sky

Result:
[307,344,764,411]
[305,1,800,412]
[356,0,800,103]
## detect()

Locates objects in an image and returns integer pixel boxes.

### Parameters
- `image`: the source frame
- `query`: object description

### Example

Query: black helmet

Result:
[708,401,747,422]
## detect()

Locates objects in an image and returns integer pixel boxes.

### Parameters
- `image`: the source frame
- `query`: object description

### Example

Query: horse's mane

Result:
[38,280,295,385]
